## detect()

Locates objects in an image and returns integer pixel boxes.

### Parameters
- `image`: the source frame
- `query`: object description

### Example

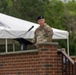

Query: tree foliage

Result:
[0,0,45,22]
[45,0,66,30]
[66,1,76,55]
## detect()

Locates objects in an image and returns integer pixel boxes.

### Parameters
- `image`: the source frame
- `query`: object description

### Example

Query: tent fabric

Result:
[52,28,68,39]
[0,13,69,55]
[0,13,69,39]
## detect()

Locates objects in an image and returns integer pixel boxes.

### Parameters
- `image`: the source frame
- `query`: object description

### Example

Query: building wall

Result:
[0,42,62,75]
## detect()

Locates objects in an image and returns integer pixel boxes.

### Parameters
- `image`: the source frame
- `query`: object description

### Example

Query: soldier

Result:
[32,16,53,47]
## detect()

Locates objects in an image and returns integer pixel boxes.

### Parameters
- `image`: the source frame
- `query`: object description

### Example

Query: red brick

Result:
[0,42,63,75]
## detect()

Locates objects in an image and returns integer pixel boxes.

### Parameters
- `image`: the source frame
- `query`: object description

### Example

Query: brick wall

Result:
[0,42,62,75]
[57,51,63,75]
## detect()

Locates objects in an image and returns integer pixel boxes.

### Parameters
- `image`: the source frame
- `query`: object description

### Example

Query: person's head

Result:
[37,16,45,26]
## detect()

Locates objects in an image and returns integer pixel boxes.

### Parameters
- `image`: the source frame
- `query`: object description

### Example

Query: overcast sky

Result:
[61,0,75,2]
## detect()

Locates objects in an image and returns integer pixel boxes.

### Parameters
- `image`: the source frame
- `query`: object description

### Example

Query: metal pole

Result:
[13,40,15,51]
[67,37,69,55]
[5,39,8,53]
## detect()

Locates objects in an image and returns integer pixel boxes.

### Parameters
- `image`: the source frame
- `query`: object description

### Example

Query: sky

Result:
[61,0,76,2]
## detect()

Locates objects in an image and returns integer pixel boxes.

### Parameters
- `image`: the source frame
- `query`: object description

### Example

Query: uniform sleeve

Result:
[31,30,36,44]
[44,27,53,42]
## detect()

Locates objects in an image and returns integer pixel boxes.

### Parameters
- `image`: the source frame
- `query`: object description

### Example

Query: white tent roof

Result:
[0,13,69,39]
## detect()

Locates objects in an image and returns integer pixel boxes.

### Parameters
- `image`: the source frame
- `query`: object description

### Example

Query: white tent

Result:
[0,13,69,54]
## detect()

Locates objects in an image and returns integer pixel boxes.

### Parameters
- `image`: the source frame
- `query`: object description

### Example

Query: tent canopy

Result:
[0,13,69,39]
[0,13,69,55]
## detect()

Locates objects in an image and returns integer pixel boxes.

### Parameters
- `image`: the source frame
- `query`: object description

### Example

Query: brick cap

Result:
[0,49,38,55]
[37,42,59,46]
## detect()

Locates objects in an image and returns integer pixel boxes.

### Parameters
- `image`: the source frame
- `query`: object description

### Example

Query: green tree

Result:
[19,0,45,22]
[0,0,46,22]
[45,0,66,30]
[66,1,76,55]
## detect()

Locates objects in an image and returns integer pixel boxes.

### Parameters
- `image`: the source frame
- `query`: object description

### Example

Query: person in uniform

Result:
[32,16,53,47]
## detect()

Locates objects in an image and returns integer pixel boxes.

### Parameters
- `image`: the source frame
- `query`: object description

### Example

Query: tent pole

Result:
[5,39,8,53]
[67,37,69,55]
[13,40,15,51]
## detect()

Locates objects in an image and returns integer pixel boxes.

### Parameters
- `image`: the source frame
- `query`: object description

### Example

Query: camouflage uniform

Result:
[32,23,53,44]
